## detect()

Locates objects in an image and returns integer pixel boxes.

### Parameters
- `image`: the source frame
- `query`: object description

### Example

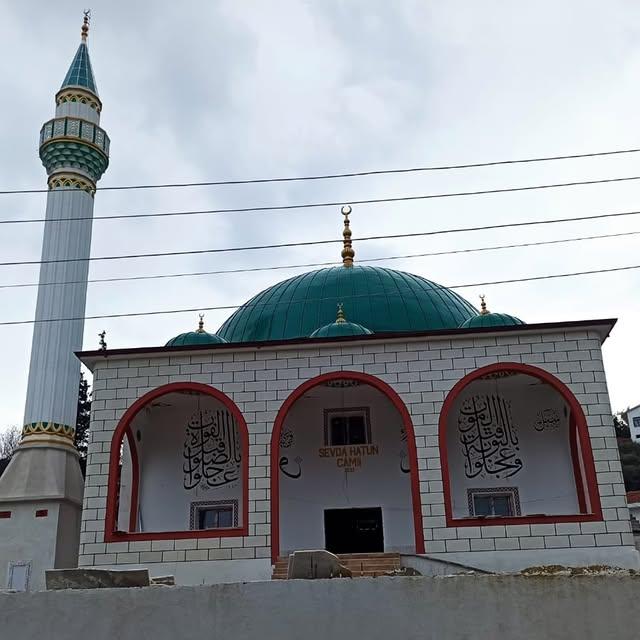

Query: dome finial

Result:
[197,313,205,333]
[341,205,355,268]
[81,9,91,43]
[479,294,489,315]
[336,303,346,324]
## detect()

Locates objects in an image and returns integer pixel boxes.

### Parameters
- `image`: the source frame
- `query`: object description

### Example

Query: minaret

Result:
[0,14,109,591]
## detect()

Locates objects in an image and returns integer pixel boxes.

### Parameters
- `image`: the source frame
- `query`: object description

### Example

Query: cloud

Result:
[1,0,639,430]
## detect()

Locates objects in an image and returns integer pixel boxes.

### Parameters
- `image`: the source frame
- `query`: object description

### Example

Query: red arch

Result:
[104,382,249,542]
[270,370,425,563]
[438,362,603,527]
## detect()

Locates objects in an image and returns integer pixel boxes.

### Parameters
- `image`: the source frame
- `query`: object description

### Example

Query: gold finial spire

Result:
[98,330,107,351]
[81,10,91,42]
[341,205,355,267]
[479,294,489,315]
[197,313,205,333]
[336,303,346,324]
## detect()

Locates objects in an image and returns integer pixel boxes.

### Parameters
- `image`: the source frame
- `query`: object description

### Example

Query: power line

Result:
[2,147,639,196]
[3,174,640,225]
[1,229,637,290]
[1,263,637,326]
[2,208,640,269]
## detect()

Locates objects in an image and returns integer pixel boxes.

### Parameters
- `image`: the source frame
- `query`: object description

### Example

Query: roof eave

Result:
[76,318,617,371]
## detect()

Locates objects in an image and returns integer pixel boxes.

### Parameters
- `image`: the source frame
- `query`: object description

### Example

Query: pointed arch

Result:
[270,370,425,562]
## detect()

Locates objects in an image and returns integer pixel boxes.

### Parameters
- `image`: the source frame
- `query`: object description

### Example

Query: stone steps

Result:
[272,552,401,579]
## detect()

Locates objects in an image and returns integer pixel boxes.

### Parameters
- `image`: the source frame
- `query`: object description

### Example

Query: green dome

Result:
[459,312,525,329]
[166,317,227,347]
[217,266,478,343]
[310,305,373,338]
[166,331,227,347]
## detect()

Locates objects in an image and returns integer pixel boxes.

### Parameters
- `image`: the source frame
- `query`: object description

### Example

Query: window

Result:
[467,488,521,517]
[324,408,371,446]
[198,506,233,529]
[190,500,238,530]
[633,416,640,430]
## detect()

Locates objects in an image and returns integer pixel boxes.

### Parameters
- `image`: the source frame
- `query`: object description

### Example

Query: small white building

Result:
[627,404,640,443]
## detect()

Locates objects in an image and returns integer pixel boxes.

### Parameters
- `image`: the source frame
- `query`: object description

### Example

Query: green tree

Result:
[614,414,631,439]
[74,372,91,459]
[618,440,640,491]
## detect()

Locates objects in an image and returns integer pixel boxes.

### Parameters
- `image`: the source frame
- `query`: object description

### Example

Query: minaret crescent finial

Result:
[81,10,91,42]
[197,313,205,333]
[479,294,489,315]
[341,205,355,268]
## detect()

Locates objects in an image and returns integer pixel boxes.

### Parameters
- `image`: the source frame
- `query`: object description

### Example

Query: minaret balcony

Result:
[39,116,109,182]
[40,116,110,156]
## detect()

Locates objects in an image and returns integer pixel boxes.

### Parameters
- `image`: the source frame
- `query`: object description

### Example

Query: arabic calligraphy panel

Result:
[183,408,242,491]
[457,394,523,480]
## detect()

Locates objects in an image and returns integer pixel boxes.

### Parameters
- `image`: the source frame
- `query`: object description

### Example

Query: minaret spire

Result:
[81,10,90,42]
[0,17,109,590]
[341,205,355,268]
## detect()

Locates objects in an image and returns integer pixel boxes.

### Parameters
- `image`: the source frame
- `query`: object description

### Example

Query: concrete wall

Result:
[2,576,640,640]
[79,327,637,578]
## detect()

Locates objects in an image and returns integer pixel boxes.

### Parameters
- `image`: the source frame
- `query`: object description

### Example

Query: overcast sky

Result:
[0,0,639,431]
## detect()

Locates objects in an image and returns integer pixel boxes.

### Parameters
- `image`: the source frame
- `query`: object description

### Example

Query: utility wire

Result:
[2,208,640,268]
[3,174,640,225]
[1,264,637,326]
[1,147,639,196]
[1,229,637,290]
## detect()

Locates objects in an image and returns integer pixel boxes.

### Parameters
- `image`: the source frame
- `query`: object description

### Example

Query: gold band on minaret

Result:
[81,10,91,42]
[341,205,355,268]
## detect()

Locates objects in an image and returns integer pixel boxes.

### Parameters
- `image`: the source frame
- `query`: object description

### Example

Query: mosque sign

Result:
[318,444,380,472]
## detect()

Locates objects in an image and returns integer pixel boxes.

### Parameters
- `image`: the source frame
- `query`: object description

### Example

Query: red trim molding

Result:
[438,362,603,528]
[104,381,249,542]
[270,370,426,563]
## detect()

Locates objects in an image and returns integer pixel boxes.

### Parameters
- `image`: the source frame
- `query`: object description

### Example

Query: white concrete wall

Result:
[79,327,638,580]
[446,372,578,518]
[3,576,640,639]
[279,383,413,553]
[0,503,60,591]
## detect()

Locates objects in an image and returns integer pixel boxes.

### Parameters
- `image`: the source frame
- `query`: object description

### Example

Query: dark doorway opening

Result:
[324,507,383,554]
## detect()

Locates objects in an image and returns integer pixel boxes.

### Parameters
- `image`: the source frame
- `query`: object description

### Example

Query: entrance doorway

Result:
[324,507,383,554]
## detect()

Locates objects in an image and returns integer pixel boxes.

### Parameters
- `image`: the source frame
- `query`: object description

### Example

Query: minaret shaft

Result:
[23,189,94,431]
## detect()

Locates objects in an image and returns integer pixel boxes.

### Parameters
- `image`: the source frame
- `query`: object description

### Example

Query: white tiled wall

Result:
[78,328,634,567]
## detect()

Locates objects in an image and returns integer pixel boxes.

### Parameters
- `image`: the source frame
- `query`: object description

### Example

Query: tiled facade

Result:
[78,325,635,569]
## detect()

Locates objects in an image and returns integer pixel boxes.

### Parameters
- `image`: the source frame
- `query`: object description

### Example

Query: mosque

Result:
[0,17,637,590]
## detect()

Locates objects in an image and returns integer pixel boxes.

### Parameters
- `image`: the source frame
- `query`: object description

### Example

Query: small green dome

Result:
[459,296,524,329]
[166,316,227,347]
[217,266,478,343]
[309,304,373,338]
[459,312,525,329]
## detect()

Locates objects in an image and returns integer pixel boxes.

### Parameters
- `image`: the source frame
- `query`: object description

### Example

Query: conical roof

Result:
[60,42,98,94]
